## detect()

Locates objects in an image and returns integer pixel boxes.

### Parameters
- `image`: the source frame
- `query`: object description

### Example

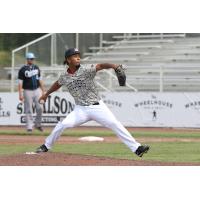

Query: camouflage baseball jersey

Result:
[58,64,100,106]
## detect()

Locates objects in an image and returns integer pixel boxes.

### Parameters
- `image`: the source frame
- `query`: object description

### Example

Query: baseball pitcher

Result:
[36,48,149,157]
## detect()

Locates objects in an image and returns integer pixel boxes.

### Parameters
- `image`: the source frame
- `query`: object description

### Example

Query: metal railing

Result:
[11,33,54,92]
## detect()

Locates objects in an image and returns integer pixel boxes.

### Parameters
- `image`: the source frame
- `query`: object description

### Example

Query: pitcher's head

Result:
[64,48,80,66]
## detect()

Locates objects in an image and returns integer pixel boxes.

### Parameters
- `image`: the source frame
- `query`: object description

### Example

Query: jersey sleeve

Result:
[57,73,65,86]
[18,68,24,80]
[38,67,42,80]
[85,64,97,79]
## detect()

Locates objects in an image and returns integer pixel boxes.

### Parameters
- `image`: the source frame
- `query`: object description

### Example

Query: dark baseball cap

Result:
[65,48,80,58]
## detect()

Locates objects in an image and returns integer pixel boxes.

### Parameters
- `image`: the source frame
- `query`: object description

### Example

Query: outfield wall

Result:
[1,92,200,127]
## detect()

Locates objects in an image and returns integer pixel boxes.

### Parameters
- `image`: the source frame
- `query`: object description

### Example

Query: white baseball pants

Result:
[45,100,140,153]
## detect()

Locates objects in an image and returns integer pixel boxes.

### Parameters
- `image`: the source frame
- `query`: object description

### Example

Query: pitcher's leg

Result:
[99,118,140,152]
[89,101,140,153]
[45,121,64,149]
[24,90,33,130]
[45,106,90,149]
[34,88,43,128]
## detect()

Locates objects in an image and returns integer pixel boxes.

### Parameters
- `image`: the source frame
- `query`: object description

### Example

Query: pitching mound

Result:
[0,152,199,166]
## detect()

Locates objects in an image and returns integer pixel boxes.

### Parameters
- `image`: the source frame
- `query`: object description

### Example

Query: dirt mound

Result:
[0,152,199,166]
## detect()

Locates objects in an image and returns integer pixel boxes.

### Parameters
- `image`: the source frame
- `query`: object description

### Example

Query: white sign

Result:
[0,92,75,125]
[1,92,200,127]
[100,92,200,127]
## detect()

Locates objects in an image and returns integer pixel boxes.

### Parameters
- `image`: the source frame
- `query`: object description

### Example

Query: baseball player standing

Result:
[18,52,45,132]
[36,48,150,157]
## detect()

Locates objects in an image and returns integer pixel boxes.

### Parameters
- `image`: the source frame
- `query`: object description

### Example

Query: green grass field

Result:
[1,128,200,163]
[1,142,200,163]
[1,129,200,138]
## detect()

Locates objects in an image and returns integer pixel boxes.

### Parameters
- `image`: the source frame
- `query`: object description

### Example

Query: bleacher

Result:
[81,33,200,92]
[3,33,200,92]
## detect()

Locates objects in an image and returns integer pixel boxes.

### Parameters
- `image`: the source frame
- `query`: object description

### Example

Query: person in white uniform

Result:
[36,48,150,157]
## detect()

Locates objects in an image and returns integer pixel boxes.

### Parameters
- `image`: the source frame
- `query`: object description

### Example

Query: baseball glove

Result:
[115,65,126,86]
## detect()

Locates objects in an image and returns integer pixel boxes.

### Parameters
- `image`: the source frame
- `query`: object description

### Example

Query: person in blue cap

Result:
[18,52,45,132]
